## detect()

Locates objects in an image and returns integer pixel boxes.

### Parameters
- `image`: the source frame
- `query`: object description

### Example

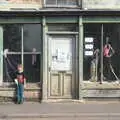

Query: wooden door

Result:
[48,35,76,99]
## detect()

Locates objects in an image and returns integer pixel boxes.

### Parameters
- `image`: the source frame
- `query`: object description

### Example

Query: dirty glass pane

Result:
[103,24,120,82]
[24,54,40,83]
[3,54,21,82]
[58,0,77,5]
[46,0,78,6]
[45,0,57,5]
[23,24,41,52]
[3,24,21,52]
[83,24,101,82]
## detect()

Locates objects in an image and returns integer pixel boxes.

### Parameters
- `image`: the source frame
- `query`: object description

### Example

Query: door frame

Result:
[47,34,78,99]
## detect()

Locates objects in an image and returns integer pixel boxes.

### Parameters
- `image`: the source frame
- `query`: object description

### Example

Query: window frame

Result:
[44,0,82,8]
[2,23,42,86]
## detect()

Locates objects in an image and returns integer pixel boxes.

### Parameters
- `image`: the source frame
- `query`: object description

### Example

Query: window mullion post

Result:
[21,26,24,66]
[0,26,3,86]
[100,24,104,84]
[79,16,83,100]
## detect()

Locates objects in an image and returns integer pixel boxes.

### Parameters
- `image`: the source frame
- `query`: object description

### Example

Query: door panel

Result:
[48,35,76,99]
[63,73,72,96]
[50,72,61,96]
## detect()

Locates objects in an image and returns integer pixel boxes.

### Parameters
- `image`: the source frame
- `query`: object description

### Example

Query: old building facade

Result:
[0,0,120,102]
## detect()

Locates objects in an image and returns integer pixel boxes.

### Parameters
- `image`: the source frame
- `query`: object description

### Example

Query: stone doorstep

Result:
[1,113,120,119]
[42,99,85,103]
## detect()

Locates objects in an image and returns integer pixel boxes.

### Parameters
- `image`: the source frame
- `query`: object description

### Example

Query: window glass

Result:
[3,24,42,84]
[3,24,21,52]
[3,54,21,82]
[58,0,77,5]
[103,24,119,81]
[84,23,120,82]
[23,24,41,52]
[45,0,78,6]
[24,54,40,83]
[46,0,57,5]
[83,24,101,82]
[23,24,41,83]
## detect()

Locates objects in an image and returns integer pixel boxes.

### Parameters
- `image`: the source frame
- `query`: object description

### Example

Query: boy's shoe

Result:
[20,99,24,104]
[17,100,21,104]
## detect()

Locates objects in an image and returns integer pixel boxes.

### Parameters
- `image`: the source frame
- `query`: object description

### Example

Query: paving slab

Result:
[0,101,120,119]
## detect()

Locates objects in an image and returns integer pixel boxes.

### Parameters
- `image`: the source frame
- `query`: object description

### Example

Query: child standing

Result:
[14,64,26,104]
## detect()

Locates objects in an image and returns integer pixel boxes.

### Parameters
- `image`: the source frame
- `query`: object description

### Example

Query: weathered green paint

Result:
[0,26,3,86]
[100,24,104,84]
[46,16,78,23]
[79,16,83,100]
[42,16,48,101]
[47,31,78,34]
[0,17,42,24]
[83,16,120,23]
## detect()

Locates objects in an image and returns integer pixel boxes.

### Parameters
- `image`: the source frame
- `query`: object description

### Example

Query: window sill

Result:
[83,81,120,89]
[0,83,41,90]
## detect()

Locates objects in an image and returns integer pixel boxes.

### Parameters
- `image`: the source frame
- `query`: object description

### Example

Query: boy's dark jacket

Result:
[16,71,25,84]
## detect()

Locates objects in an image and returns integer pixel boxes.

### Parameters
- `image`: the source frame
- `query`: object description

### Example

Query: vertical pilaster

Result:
[0,26,3,86]
[100,24,104,84]
[42,16,48,101]
[79,16,83,100]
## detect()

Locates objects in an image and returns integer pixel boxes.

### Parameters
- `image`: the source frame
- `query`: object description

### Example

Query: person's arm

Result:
[110,44,115,54]
[14,72,18,85]
[23,73,26,88]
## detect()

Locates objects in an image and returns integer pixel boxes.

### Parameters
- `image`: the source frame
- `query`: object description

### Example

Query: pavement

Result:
[1,100,120,119]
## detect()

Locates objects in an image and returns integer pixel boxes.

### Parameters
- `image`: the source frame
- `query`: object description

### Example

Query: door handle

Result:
[48,67,51,71]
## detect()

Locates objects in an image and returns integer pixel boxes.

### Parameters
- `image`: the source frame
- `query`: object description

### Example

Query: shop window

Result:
[84,23,120,83]
[23,24,41,83]
[83,24,101,82]
[3,24,42,84]
[3,24,21,52]
[3,54,21,83]
[23,24,41,52]
[102,24,119,82]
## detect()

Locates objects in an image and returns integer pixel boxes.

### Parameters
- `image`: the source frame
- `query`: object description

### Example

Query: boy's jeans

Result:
[17,83,24,103]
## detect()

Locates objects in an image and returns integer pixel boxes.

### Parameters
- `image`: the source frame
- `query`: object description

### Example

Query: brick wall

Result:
[0,87,42,102]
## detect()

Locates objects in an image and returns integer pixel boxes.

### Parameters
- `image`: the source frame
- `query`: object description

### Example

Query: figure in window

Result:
[103,37,115,81]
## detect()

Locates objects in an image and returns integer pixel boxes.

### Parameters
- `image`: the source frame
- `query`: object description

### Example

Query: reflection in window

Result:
[3,24,21,52]
[24,54,40,83]
[103,24,119,81]
[3,54,21,82]
[83,24,101,82]
[3,24,42,84]
[84,23,120,82]
[23,24,41,52]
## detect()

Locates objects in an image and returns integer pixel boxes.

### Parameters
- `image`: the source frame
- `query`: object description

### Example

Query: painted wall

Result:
[83,0,120,9]
[0,0,42,10]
